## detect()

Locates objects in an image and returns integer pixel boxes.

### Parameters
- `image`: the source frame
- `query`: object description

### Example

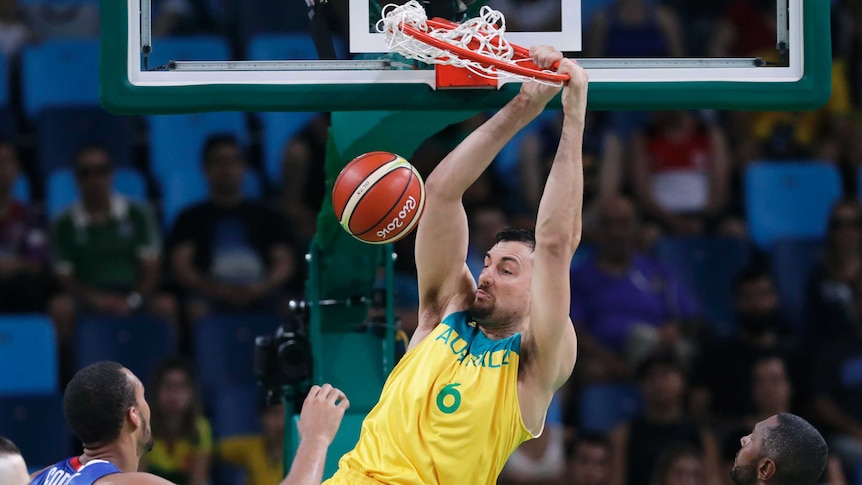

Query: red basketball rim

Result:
[397,18,569,83]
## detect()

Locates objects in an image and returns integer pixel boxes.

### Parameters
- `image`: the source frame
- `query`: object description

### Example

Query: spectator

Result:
[806,199,862,344]
[0,436,28,485]
[649,444,705,485]
[630,111,733,237]
[811,273,862,473]
[49,146,176,347]
[609,351,720,485]
[570,196,700,381]
[141,357,212,485]
[568,431,612,485]
[169,134,295,322]
[0,140,48,313]
[708,0,776,60]
[499,393,566,484]
[0,0,33,59]
[280,114,329,251]
[587,0,684,58]
[217,401,285,485]
[690,265,795,427]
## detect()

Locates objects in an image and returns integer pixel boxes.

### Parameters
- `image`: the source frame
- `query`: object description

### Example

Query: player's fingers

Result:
[323,385,345,404]
[308,385,321,399]
[532,45,563,69]
[336,396,351,411]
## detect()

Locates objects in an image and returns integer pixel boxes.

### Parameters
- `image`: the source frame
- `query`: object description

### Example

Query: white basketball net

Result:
[376,0,561,85]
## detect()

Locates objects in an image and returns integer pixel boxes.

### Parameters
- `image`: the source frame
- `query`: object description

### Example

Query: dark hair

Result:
[148,357,204,444]
[567,430,610,459]
[733,263,773,296]
[202,133,242,167]
[761,413,828,485]
[495,227,536,252]
[64,361,137,446]
[0,436,21,455]
[650,443,703,485]
[635,349,686,382]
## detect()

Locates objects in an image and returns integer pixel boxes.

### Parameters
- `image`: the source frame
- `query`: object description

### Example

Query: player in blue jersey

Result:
[0,436,29,485]
[31,361,348,485]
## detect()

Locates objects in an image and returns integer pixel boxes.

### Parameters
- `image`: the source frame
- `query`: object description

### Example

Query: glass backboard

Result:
[99,0,831,113]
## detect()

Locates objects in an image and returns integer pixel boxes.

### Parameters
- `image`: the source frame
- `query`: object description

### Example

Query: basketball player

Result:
[730,413,828,485]
[325,45,587,484]
[30,361,349,485]
[0,436,30,485]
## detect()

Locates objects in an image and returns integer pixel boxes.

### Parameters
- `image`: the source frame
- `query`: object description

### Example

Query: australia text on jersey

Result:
[435,327,514,368]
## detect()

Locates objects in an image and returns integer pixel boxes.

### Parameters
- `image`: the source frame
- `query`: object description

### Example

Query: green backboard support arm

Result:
[283,109,477,478]
[100,0,831,112]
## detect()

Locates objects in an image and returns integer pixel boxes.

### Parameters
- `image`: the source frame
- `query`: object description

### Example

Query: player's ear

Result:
[757,457,776,481]
[127,406,141,429]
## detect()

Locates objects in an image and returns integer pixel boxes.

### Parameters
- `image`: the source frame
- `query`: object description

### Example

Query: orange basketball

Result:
[332,151,426,244]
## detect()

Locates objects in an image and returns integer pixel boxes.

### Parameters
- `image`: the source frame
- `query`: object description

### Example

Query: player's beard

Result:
[140,415,154,454]
[729,461,758,485]
[469,291,494,321]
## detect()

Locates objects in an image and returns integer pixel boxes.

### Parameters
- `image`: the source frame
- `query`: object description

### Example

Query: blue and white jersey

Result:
[31,456,122,485]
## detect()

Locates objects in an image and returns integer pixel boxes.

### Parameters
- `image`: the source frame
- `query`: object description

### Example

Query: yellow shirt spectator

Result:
[145,417,213,485]
[218,435,284,485]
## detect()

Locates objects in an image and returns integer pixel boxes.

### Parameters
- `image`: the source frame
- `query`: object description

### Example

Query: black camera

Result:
[254,307,313,405]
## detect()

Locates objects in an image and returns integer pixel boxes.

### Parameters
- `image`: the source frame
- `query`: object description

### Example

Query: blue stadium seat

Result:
[161,167,263,231]
[0,315,58,395]
[75,315,177,383]
[47,166,148,219]
[21,39,100,120]
[653,237,752,338]
[12,174,29,202]
[256,112,317,185]
[579,383,643,434]
[36,107,136,175]
[0,394,72,469]
[147,112,249,185]
[744,161,842,248]
[770,238,823,330]
[193,314,282,393]
[145,35,231,69]
[211,386,262,438]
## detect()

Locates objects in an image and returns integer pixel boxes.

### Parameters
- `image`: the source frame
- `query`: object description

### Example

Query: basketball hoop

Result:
[376,0,569,88]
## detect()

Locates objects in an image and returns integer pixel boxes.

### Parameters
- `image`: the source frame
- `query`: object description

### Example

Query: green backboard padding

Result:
[318,332,386,412]
[291,412,365,480]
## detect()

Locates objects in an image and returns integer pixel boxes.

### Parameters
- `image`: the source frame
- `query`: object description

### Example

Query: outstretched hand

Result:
[297,384,350,446]
[519,45,564,108]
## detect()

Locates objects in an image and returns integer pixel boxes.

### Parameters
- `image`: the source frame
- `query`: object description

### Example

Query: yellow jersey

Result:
[325,311,535,485]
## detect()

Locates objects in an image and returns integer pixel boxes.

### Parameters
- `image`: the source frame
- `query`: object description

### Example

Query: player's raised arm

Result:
[525,51,588,391]
[413,79,557,344]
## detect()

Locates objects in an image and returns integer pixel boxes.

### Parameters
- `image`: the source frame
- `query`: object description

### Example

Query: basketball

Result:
[332,151,426,244]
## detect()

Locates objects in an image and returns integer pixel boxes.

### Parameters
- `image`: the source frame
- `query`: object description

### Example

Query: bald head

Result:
[0,437,28,485]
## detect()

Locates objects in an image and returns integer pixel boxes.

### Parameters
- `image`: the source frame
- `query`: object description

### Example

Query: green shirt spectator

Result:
[51,194,161,290]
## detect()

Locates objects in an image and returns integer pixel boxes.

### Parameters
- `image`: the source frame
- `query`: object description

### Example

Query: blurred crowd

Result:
[2,0,862,484]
